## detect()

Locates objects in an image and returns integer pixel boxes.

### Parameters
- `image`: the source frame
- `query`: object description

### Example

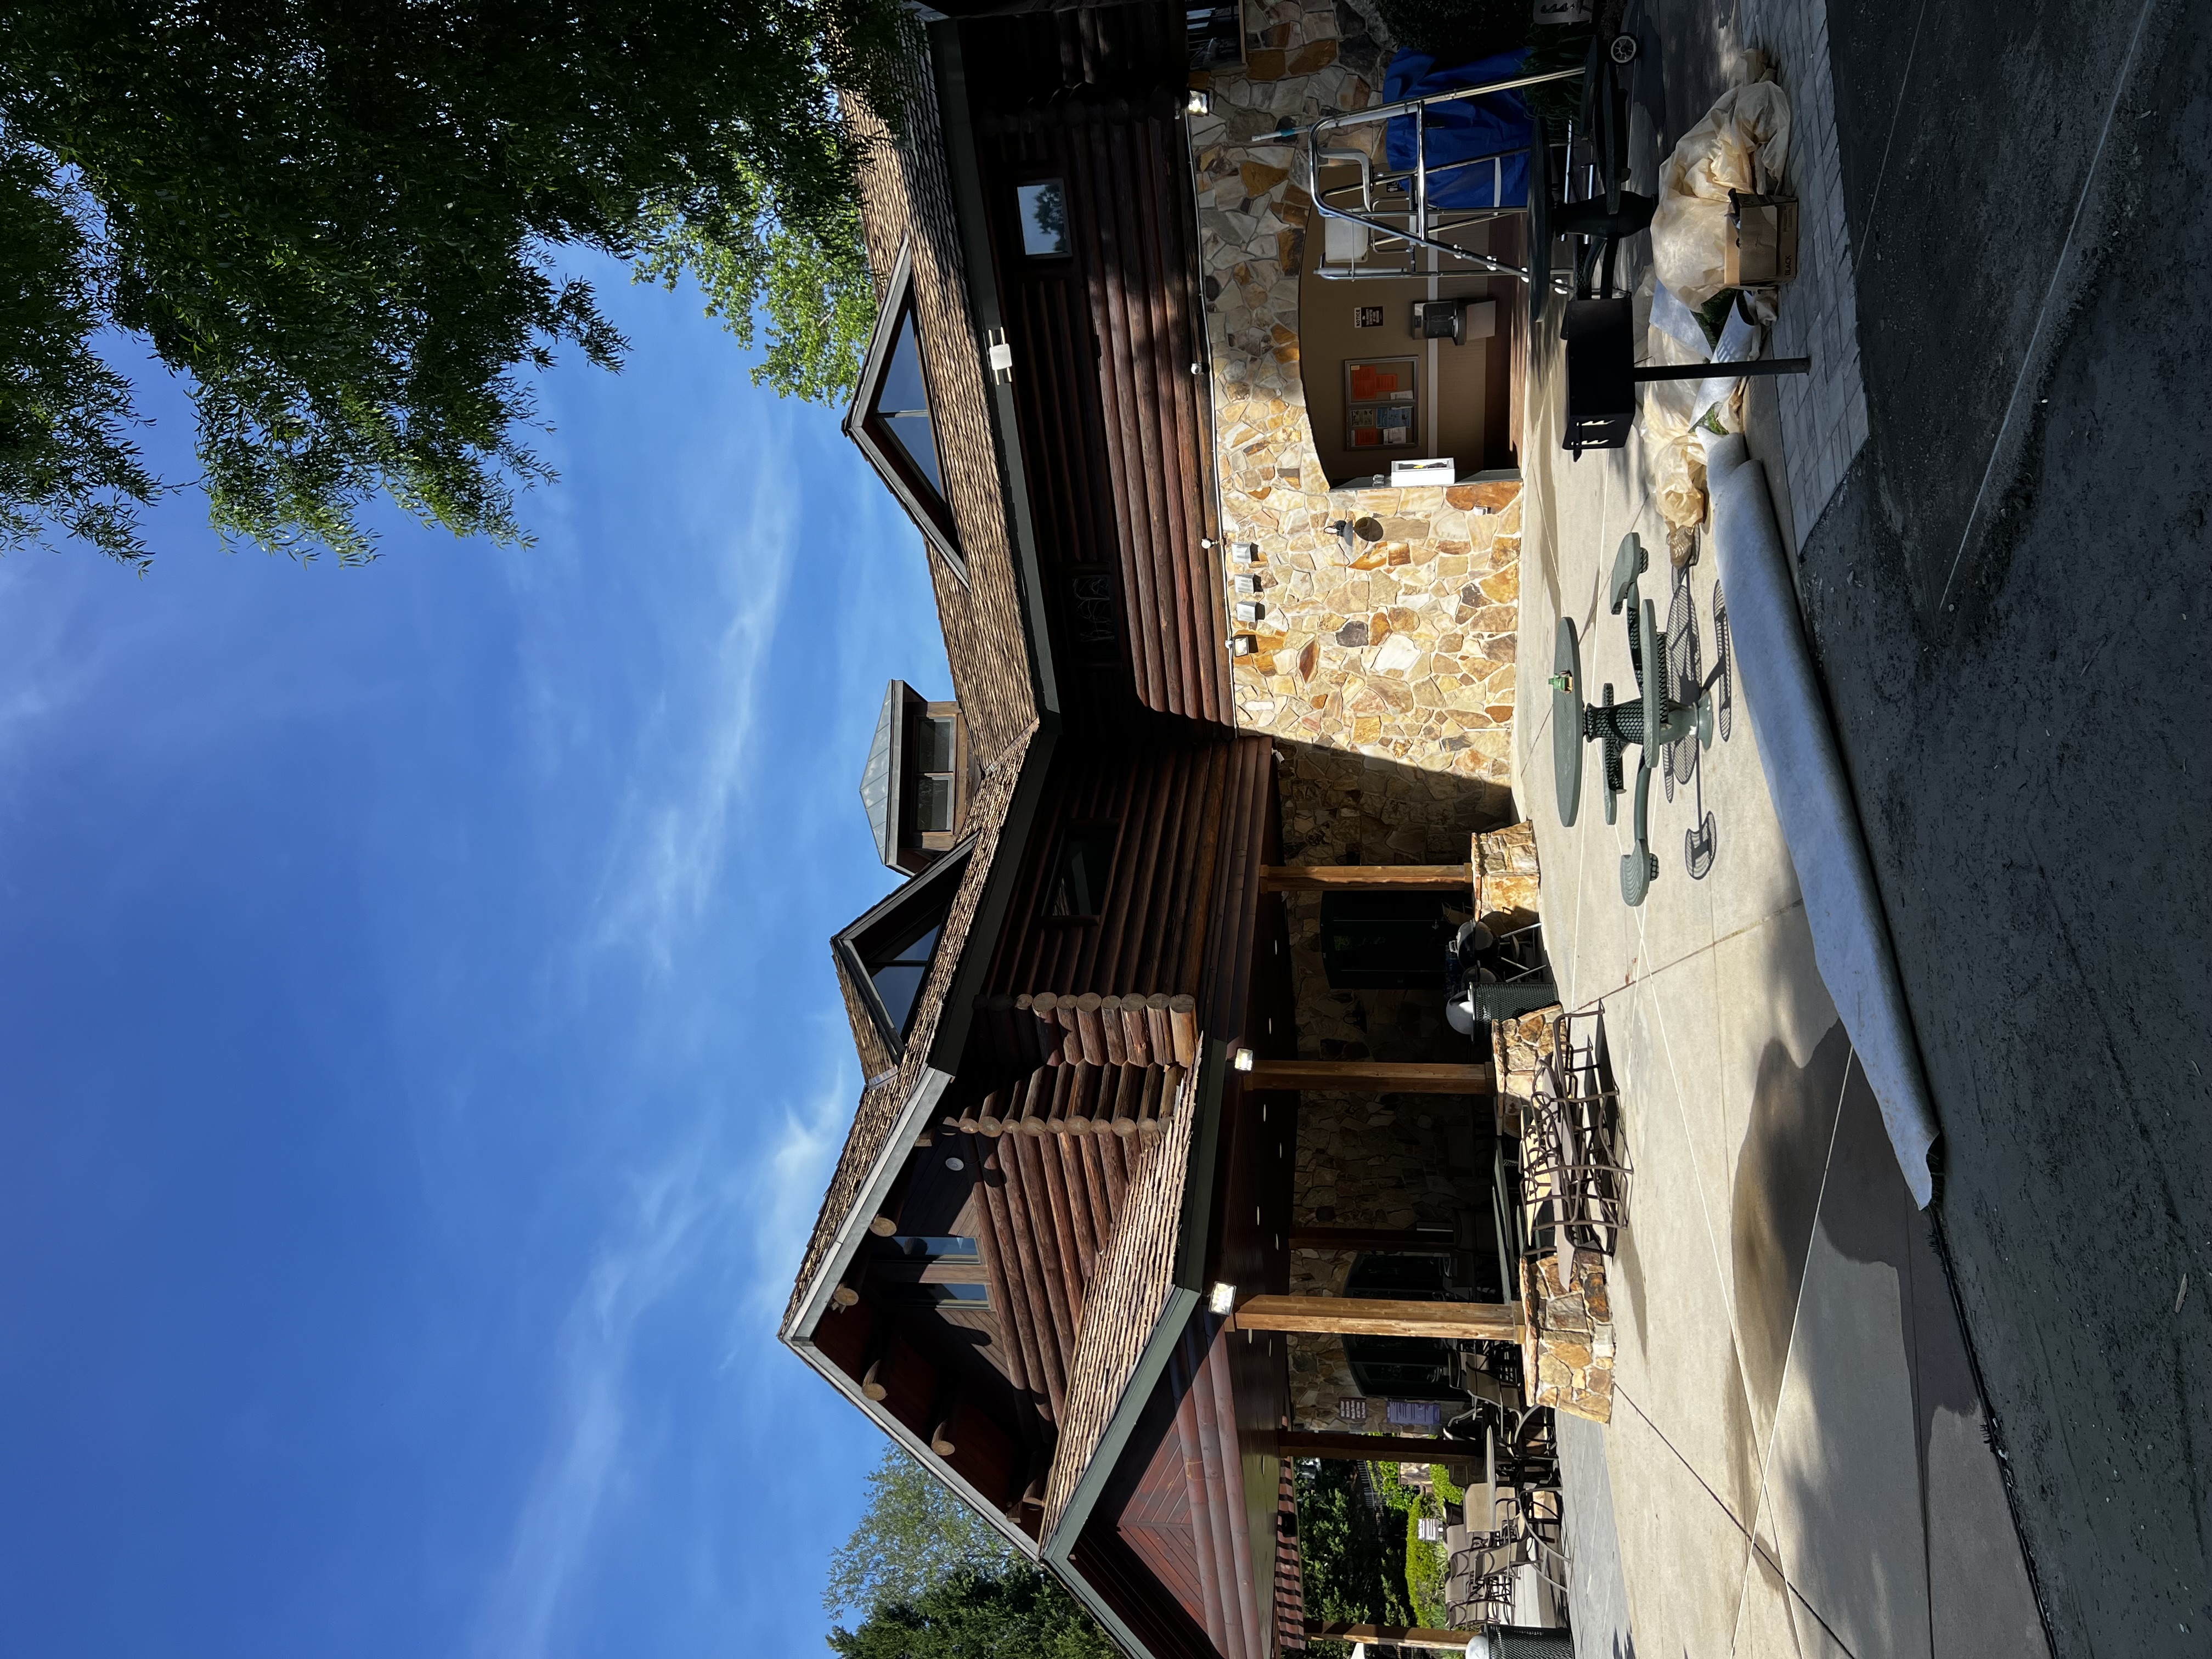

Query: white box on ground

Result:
[1390,457,1455,486]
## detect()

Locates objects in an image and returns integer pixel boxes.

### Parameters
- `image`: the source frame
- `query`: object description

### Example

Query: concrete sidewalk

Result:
[1512,223,2045,1656]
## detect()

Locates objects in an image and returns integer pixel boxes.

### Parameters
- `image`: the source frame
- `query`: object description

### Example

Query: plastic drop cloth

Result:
[1649,81,1793,307]
[1641,281,1759,540]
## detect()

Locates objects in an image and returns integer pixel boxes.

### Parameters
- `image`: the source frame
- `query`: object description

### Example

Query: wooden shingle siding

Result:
[1042,1088,1199,1536]
[851,53,1038,759]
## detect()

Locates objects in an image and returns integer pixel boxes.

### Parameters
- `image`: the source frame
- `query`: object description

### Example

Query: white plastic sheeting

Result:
[1699,431,1939,1207]
[1641,281,1760,537]
[1650,81,1793,308]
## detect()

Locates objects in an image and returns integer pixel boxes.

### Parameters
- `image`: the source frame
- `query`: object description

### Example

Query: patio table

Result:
[1550,532,1716,904]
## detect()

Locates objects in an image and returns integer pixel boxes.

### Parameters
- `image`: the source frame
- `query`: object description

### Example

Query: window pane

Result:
[889,921,941,968]
[879,312,930,415]
[909,1282,990,1306]
[874,310,946,496]
[1045,827,1116,917]
[889,1235,980,1260]
[915,774,952,833]
[916,715,956,773]
[884,413,944,495]
[867,914,944,1036]
[1018,180,1069,256]
[870,961,929,1034]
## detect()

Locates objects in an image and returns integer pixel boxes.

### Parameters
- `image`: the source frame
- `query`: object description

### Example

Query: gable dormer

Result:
[847,245,963,577]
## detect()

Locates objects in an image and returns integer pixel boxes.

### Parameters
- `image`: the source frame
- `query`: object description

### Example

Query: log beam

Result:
[1277,1430,1459,1462]
[1242,1059,1493,1094]
[1305,1623,1482,1652]
[1231,1295,1522,1341]
[1260,865,1471,891]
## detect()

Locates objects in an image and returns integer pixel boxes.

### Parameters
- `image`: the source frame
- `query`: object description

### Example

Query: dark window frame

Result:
[910,709,960,838]
[845,242,966,581]
[1064,568,1121,665]
[835,841,975,1056]
[1013,176,1073,261]
[1040,820,1121,924]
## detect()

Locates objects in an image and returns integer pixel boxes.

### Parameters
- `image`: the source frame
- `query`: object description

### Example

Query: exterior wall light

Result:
[1209,1281,1237,1313]
[1233,1048,1256,1071]
[1187,88,1211,116]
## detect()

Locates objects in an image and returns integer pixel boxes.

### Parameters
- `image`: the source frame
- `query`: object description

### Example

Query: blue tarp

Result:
[1383,47,1534,210]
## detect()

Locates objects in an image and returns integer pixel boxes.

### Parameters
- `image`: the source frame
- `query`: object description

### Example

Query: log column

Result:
[1242,1059,1492,1094]
[1229,1295,1522,1342]
[1305,1623,1483,1652]
[1260,865,1471,892]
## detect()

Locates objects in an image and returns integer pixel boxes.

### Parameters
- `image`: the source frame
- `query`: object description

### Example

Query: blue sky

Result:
[0,258,943,1658]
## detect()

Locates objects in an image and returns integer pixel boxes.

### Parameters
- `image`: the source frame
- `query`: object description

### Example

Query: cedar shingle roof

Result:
[784,31,1054,1336]
[1041,1077,1199,1539]
[783,736,1034,1337]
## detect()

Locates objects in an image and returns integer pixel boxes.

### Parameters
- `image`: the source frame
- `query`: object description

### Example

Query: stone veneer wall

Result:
[1521,1248,1616,1425]
[1273,742,1505,1429]
[1187,1,1524,779]
[1191,1,1534,1431]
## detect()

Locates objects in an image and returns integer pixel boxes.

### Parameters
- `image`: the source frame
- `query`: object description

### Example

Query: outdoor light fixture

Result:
[1233,1047,1256,1071]
[1230,635,1256,656]
[1209,1281,1237,1314]
[1233,600,1265,625]
[1187,88,1211,116]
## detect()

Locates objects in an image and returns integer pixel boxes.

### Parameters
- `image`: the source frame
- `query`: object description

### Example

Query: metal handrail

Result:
[1302,64,1583,282]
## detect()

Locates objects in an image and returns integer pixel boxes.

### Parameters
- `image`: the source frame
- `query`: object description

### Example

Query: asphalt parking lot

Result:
[1795,1,2212,1651]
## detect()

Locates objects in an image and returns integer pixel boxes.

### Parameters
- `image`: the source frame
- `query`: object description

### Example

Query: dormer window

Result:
[836,843,974,1055]
[865,909,945,1039]
[860,681,970,877]
[847,243,963,575]
[873,309,945,495]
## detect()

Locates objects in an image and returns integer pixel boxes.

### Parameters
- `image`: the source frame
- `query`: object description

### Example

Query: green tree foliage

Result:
[0,140,157,566]
[0,1,909,565]
[633,193,876,409]
[823,1445,1014,1618]
[1294,1458,1414,1657]
[823,1447,1117,1659]
[828,1565,1120,1659]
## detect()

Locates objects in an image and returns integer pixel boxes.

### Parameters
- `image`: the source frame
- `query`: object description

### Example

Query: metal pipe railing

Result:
[1302,64,1584,285]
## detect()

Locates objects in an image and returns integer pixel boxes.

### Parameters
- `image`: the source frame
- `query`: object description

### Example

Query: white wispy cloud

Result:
[471,1033,856,1659]
[586,428,798,974]
[736,1040,859,1332]
[470,1124,736,1659]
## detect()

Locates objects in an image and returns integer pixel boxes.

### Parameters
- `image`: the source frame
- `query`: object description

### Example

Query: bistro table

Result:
[1550,532,1716,905]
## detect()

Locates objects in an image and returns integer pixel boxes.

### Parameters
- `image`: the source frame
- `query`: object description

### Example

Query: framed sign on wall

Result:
[1345,356,1419,450]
